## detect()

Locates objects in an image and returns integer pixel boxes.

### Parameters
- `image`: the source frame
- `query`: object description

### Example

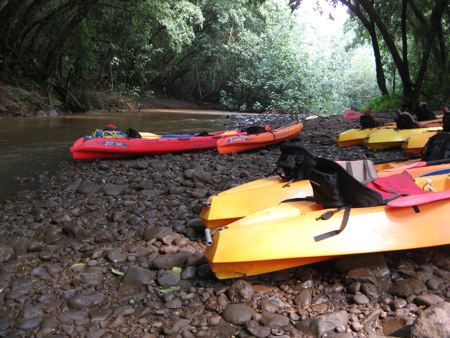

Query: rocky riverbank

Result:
[1,113,449,338]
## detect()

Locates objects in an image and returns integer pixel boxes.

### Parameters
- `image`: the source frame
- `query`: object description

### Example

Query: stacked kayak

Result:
[203,162,450,279]
[216,120,305,155]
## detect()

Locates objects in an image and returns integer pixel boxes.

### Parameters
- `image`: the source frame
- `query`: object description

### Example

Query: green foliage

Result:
[346,0,450,106]
[426,95,450,110]
[78,91,104,109]
[8,86,50,111]
[2,0,447,114]
[362,94,403,113]
[107,94,126,109]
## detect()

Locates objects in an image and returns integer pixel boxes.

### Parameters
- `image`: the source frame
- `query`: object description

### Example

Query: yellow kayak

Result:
[335,125,393,147]
[201,175,314,229]
[336,115,443,148]
[364,126,442,149]
[205,166,450,279]
[402,130,440,155]
[200,160,444,229]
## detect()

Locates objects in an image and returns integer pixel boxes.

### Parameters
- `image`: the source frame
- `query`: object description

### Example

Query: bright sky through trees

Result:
[297,1,349,32]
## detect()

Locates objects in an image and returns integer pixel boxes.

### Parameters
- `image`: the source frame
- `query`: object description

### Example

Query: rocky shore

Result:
[1,113,449,338]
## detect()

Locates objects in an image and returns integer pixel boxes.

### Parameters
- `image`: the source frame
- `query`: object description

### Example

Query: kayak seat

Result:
[360,111,382,129]
[274,144,317,182]
[242,126,266,135]
[336,159,378,184]
[310,158,383,241]
[310,158,430,242]
[396,113,420,129]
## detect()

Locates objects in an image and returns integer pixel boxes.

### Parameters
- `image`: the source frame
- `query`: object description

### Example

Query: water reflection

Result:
[0,109,240,199]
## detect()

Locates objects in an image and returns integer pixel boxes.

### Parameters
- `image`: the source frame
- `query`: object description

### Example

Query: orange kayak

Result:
[216,120,303,154]
[205,165,450,279]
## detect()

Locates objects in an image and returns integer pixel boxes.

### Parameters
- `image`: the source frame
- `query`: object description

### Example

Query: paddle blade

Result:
[303,115,318,121]
[343,110,363,119]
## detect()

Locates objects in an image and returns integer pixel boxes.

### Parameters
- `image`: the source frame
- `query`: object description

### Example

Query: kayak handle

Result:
[205,229,213,246]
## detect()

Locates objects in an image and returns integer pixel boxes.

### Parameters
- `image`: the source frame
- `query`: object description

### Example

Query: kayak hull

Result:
[336,116,443,148]
[402,131,440,155]
[205,172,450,279]
[200,177,314,229]
[217,122,303,154]
[70,134,226,160]
[200,162,450,229]
[335,125,391,147]
[364,127,442,149]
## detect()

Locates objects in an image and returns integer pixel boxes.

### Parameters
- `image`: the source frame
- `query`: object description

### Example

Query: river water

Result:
[0,109,241,200]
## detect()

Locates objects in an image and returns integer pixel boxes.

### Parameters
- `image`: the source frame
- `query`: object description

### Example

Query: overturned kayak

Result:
[363,125,442,149]
[204,163,450,279]
[216,120,305,154]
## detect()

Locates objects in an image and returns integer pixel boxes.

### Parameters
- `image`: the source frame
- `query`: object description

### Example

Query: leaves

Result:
[160,286,181,293]
[2,0,446,113]
[71,263,86,268]
[111,267,124,276]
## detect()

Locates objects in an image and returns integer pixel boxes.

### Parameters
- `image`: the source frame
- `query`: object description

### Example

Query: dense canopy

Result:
[0,0,449,113]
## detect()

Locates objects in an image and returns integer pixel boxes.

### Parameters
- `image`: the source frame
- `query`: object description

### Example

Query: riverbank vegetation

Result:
[0,0,449,115]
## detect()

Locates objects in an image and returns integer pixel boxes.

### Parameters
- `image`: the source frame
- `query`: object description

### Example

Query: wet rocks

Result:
[388,278,428,298]
[409,301,450,337]
[295,310,349,337]
[222,304,257,324]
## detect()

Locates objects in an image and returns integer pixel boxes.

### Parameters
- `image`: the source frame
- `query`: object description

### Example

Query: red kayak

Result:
[70,129,244,160]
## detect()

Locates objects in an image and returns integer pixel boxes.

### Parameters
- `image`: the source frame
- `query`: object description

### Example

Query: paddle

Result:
[343,109,390,121]
[343,110,364,119]
[274,115,318,131]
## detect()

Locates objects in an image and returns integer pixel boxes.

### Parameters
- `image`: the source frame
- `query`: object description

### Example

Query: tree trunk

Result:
[340,0,389,96]
[0,0,11,14]
[412,0,448,102]
[408,0,447,95]
[369,21,389,96]
[53,84,86,112]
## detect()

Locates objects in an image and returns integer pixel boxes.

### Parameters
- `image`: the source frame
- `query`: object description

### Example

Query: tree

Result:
[289,0,449,110]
